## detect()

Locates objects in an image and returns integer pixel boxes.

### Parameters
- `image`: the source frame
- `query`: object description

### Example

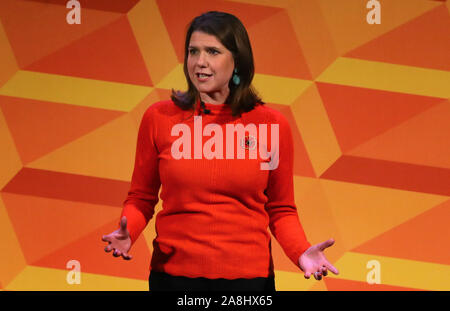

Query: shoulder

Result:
[250,102,291,128]
[144,99,177,115]
[142,99,187,120]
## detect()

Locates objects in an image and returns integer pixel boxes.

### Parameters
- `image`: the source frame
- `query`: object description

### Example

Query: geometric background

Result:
[0,0,449,291]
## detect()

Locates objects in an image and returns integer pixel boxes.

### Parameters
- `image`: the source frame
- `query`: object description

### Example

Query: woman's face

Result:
[187,31,235,103]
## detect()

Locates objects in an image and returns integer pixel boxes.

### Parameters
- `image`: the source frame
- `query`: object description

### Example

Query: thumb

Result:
[120,216,128,233]
[318,238,335,251]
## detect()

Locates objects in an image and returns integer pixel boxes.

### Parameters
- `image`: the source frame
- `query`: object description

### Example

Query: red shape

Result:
[2,167,130,207]
[25,0,140,13]
[0,95,123,164]
[324,277,426,291]
[26,16,152,86]
[33,220,152,281]
[2,192,121,264]
[157,1,311,78]
[353,201,450,265]
[0,0,123,68]
[320,155,450,196]
[349,100,450,170]
[316,82,440,153]
[249,10,312,79]
[156,0,282,63]
[346,5,450,71]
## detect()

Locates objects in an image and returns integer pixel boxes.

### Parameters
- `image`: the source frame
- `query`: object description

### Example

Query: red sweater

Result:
[121,99,311,279]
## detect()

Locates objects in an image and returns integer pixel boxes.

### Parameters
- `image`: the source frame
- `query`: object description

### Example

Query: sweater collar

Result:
[196,98,234,116]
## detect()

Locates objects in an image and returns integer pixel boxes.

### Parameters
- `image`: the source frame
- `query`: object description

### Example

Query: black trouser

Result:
[149,270,276,291]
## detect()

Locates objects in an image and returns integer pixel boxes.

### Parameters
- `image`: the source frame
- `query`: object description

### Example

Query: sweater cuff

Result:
[291,242,312,270]
[120,202,150,247]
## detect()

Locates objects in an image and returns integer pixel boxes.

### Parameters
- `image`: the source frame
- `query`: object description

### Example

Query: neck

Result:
[199,88,230,105]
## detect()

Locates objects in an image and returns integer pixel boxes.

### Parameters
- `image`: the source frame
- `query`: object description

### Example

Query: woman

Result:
[102,11,338,291]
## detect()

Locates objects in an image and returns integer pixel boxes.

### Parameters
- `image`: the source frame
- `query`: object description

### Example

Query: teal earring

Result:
[232,68,241,86]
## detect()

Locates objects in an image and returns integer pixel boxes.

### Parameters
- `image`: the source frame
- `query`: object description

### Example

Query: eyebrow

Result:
[188,45,221,50]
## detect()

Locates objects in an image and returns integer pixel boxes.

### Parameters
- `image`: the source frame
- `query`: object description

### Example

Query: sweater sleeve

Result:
[121,106,161,246]
[264,113,311,269]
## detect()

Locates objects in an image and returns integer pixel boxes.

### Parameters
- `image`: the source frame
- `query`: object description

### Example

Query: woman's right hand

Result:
[102,216,133,260]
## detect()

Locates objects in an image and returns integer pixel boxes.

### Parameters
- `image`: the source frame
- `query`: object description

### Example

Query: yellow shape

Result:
[291,84,341,176]
[293,176,346,263]
[0,109,22,190]
[156,64,187,91]
[286,0,339,79]
[274,270,318,291]
[0,71,152,112]
[129,88,164,127]
[128,0,179,85]
[320,179,448,251]
[0,20,18,88]
[252,73,312,105]
[0,197,27,288]
[317,57,450,99]
[155,66,313,106]
[334,252,450,291]
[27,114,138,181]
[309,280,328,291]
[5,265,148,291]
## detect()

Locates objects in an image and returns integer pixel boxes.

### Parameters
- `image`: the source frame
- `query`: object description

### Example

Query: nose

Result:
[196,51,207,67]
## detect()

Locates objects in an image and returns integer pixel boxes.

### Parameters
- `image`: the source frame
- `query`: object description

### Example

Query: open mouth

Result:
[196,73,212,80]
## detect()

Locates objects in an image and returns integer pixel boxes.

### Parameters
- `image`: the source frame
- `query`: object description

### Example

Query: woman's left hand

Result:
[298,238,339,281]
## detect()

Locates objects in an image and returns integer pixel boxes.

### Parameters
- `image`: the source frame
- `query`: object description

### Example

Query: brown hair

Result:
[171,11,264,117]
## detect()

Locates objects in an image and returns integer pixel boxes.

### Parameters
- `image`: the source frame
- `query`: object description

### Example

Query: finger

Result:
[325,262,339,275]
[120,216,127,232]
[105,245,113,252]
[113,250,122,257]
[321,266,328,276]
[102,235,111,242]
[314,272,322,281]
[304,271,312,279]
[318,238,335,251]
[122,252,133,260]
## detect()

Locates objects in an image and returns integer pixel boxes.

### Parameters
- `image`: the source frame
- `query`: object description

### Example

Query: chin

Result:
[196,86,215,93]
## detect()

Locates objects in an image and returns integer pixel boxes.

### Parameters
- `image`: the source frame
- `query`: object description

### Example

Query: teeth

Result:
[198,74,210,78]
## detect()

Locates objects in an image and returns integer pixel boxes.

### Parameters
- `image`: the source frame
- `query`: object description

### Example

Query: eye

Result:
[188,48,197,55]
[208,49,219,55]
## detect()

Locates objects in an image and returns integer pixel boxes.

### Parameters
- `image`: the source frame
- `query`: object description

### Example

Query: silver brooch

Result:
[240,135,257,150]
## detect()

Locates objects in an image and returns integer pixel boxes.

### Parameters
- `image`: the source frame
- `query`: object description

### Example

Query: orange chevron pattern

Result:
[0,0,449,291]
